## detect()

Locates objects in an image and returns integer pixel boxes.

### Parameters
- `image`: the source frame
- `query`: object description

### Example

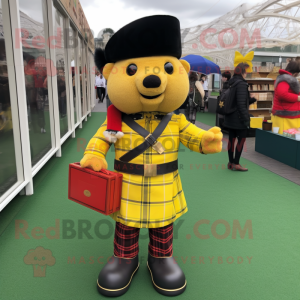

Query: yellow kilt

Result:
[271,115,300,134]
[84,112,206,228]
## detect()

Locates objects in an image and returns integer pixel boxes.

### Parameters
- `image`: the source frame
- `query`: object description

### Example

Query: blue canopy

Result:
[181,54,221,75]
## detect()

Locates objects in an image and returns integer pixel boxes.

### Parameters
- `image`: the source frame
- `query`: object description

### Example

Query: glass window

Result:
[253,56,280,63]
[78,37,85,117]
[85,45,90,113]
[18,0,52,167]
[82,40,87,116]
[213,74,220,89]
[53,6,68,138]
[69,25,77,124]
[0,0,19,197]
[85,45,89,113]
[90,51,94,109]
[253,45,300,53]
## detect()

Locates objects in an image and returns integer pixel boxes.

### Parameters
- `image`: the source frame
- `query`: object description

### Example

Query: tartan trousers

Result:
[114,222,173,258]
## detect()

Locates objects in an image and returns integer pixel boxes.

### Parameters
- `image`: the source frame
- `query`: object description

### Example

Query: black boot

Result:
[97,255,139,297]
[147,254,186,296]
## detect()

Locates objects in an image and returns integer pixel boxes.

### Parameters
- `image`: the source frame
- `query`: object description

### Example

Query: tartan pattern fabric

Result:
[149,223,173,257]
[84,112,205,228]
[114,222,140,258]
[114,222,173,258]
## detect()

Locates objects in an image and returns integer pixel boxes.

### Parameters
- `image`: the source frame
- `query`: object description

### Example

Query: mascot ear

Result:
[179,60,190,74]
[103,63,115,80]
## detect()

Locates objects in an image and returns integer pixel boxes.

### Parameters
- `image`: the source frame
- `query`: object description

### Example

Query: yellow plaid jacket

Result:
[84,112,206,228]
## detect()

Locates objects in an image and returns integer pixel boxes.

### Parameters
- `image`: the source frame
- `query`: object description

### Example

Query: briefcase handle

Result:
[72,162,110,175]
[100,169,109,175]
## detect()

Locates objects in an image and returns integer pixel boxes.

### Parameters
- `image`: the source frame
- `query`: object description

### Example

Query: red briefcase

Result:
[68,163,122,215]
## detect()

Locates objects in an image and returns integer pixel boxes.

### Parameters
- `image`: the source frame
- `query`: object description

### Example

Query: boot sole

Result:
[147,262,187,296]
[97,263,139,297]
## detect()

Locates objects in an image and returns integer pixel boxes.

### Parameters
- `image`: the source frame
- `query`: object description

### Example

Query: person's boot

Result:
[147,253,186,296]
[232,164,248,171]
[97,255,139,297]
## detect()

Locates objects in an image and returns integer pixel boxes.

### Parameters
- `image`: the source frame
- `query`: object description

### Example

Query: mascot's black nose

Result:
[143,75,161,88]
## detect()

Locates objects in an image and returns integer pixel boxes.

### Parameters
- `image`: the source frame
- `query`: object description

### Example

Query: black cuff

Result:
[105,129,118,134]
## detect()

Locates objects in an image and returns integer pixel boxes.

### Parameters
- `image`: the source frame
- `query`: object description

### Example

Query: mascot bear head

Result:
[94,15,190,115]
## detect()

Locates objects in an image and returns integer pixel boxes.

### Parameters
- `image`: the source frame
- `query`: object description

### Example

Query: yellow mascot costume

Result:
[80,15,223,297]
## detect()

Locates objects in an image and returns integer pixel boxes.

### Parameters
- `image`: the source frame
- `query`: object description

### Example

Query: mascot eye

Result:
[164,62,173,74]
[126,64,137,76]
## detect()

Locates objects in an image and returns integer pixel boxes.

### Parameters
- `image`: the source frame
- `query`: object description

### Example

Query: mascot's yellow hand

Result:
[201,127,223,154]
[80,154,108,172]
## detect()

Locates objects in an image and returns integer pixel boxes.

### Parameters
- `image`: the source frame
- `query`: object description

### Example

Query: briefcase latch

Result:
[84,190,91,197]
[144,164,157,177]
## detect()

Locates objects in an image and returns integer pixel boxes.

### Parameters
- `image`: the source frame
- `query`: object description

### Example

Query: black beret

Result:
[95,15,182,71]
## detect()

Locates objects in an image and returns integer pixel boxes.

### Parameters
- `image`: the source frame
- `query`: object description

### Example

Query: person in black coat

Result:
[221,71,231,92]
[223,63,257,171]
[217,71,232,128]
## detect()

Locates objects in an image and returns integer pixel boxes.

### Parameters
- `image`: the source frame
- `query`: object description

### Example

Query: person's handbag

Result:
[68,163,123,215]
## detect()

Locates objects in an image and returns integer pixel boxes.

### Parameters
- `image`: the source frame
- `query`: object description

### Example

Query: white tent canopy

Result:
[181,0,300,69]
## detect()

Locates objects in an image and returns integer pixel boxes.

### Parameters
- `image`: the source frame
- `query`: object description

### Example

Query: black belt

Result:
[114,160,178,177]
[273,110,300,117]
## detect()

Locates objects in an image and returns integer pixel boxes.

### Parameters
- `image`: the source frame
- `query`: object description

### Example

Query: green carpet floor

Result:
[196,112,216,127]
[0,112,300,300]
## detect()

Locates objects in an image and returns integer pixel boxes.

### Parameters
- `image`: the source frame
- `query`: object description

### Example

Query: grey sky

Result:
[79,0,263,37]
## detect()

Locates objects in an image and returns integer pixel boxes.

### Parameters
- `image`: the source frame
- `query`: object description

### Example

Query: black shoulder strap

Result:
[122,114,150,138]
[229,80,244,89]
[119,114,172,163]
